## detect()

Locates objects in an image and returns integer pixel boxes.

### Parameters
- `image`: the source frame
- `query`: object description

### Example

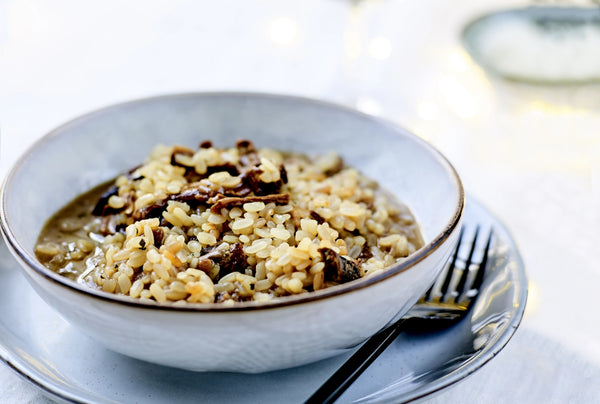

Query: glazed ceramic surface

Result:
[0,93,463,372]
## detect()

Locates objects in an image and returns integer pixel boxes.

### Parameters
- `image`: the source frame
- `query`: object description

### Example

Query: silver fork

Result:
[305,226,493,404]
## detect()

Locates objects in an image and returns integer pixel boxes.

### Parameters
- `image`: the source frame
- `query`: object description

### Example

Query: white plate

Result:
[0,198,526,403]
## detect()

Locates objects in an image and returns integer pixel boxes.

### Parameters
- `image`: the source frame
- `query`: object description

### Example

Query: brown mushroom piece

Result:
[255,168,287,195]
[210,193,290,214]
[357,244,373,261]
[230,166,264,196]
[217,243,246,278]
[173,182,219,204]
[132,200,170,222]
[131,177,268,222]
[197,243,246,279]
[310,210,325,224]
[236,139,261,167]
[152,227,164,247]
[205,163,239,177]
[170,145,195,167]
[319,247,361,283]
[91,185,119,216]
[132,183,220,221]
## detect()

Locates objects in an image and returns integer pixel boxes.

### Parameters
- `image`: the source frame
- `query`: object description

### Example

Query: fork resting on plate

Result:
[306,226,493,404]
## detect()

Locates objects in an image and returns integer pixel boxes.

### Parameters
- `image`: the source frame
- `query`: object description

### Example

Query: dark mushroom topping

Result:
[236,139,260,167]
[210,193,290,214]
[91,185,119,216]
[196,258,213,273]
[170,145,195,167]
[310,211,325,224]
[319,247,361,283]
[197,243,247,279]
[171,144,239,179]
[357,244,373,261]
[170,145,208,181]
[279,165,288,184]
[217,242,246,278]
[205,163,239,177]
[132,200,170,221]
[152,228,164,247]
[97,139,292,227]
[231,165,287,196]
[231,166,263,196]
[132,183,219,221]
[236,139,256,153]
[173,182,219,204]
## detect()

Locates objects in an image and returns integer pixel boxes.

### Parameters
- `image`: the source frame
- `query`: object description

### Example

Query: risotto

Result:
[35,140,423,305]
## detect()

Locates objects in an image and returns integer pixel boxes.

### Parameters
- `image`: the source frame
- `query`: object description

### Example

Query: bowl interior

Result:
[2,93,462,292]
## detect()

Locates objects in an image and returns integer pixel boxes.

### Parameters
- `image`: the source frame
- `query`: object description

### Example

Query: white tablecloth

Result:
[1,0,598,402]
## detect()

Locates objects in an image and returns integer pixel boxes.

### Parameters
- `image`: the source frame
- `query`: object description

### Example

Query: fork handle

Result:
[304,318,408,404]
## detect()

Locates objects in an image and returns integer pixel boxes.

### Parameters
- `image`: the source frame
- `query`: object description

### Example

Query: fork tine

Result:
[436,227,464,301]
[470,229,493,294]
[454,226,480,301]
[423,227,463,301]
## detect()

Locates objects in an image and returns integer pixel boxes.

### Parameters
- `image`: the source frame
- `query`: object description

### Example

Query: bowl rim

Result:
[0,91,464,312]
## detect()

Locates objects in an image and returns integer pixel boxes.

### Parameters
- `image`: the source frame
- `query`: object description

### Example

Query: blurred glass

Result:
[462,6,600,84]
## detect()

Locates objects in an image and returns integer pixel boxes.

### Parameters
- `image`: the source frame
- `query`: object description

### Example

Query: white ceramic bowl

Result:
[0,93,463,373]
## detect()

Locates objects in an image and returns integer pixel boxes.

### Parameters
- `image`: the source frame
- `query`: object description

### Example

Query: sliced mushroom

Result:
[310,210,325,224]
[357,244,373,261]
[132,200,170,221]
[319,247,361,283]
[91,186,119,216]
[206,163,239,177]
[210,193,290,214]
[197,243,247,279]
[132,183,219,221]
[152,227,164,247]
[236,139,261,167]
[217,242,246,278]
[170,145,195,167]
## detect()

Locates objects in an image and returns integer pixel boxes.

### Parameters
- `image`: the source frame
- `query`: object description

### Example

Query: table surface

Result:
[1,1,598,403]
